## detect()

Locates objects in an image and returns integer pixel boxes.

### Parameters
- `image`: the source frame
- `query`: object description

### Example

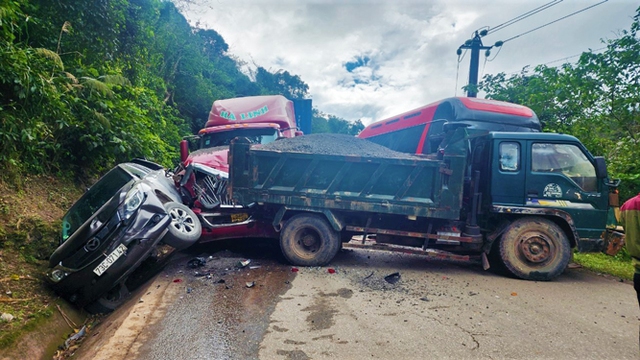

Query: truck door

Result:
[490,140,526,205]
[524,141,607,238]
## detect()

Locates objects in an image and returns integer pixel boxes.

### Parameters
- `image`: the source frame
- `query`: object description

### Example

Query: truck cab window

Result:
[499,142,519,171]
[201,128,279,149]
[531,143,597,192]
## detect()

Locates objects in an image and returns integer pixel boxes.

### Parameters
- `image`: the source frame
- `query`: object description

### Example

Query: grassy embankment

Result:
[0,174,84,350]
[573,250,634,280]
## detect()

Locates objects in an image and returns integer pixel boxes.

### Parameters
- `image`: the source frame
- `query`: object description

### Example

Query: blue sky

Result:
[183,0,639,125]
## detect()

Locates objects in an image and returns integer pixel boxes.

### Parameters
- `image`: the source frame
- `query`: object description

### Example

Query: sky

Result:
[181,0,638,125]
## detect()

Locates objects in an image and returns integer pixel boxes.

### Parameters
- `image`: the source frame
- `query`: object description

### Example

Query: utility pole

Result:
[457,30,494,98]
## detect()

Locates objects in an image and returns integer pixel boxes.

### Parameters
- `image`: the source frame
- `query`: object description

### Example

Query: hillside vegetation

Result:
[0,0,360,179]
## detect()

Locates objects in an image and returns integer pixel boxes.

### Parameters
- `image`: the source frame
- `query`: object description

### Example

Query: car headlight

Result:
[47,264,73,283]
[121,185,145,220]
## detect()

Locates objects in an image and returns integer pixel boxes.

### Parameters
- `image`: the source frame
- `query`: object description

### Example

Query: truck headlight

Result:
[121,185,145,220]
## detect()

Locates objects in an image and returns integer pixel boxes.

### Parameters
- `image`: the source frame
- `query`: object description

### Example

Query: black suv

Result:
[46,159,201,313]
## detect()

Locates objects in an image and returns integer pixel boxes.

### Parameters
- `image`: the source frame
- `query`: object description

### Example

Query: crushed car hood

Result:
[184,146,229,173]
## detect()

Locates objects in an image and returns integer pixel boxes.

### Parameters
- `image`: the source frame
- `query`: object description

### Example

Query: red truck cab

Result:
[177,95,306,241]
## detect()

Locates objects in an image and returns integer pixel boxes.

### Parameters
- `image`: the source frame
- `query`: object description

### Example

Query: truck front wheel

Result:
[280,214,341,266]
[499,217,571,281]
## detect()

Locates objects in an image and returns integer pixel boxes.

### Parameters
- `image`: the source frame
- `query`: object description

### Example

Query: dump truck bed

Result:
[229,134,467,220]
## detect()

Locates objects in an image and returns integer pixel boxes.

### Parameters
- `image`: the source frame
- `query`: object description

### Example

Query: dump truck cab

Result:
[471,131,614,252]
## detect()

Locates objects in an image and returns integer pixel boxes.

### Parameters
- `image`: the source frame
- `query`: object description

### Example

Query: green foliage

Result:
[479,7,640,201]
[0,0,328,177]
[312,109,364,135]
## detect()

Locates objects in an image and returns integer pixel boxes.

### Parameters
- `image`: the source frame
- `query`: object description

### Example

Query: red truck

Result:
[176,95,310,241]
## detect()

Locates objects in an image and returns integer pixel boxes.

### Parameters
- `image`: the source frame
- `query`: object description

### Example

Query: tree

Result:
[479,7,640,199]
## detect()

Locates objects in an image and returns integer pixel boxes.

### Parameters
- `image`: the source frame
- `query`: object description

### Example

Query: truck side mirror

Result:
[594,156,607,179]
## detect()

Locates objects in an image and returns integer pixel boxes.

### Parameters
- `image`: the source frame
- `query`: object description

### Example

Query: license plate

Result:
[230,213,249,223]
[93,244,127,276]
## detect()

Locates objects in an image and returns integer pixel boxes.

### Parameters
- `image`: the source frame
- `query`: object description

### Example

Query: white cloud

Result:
[183,0,639,125]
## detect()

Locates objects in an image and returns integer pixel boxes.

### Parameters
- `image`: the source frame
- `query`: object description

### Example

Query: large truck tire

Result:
[162,202,202,250]
[280,213,341,266]
[498,217,571,281]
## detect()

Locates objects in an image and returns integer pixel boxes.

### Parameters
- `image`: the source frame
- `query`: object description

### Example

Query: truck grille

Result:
[195,174,233,208]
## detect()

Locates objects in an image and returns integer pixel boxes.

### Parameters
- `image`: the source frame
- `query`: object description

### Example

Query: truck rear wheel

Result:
[280,214,341,266]
[499,217,571,281]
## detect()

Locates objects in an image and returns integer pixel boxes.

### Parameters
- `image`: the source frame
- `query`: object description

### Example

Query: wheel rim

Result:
[294,228,322,258]
[518,232,554,264]
[169,207,196,235]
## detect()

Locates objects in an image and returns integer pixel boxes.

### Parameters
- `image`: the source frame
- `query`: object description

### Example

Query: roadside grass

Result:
[573,248,634,280]
[0,174,84,349]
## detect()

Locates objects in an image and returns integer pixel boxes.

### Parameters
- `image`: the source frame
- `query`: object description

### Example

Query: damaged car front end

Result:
[47,159,201,313]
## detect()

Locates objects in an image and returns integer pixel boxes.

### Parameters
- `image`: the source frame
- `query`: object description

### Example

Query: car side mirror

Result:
[594,156,607,179]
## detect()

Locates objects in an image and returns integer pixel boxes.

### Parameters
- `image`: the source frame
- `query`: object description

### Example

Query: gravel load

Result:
[258,133,419,159]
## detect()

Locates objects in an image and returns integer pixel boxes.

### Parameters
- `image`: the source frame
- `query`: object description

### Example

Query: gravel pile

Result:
[259,134,419,159]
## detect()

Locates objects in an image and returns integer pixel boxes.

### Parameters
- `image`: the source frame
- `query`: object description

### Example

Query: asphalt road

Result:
[74,240,639,360]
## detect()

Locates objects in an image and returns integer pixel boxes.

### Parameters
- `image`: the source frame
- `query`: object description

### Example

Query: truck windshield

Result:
[61,167,133,242]
[531,143,597,192]
[201,128,279,149]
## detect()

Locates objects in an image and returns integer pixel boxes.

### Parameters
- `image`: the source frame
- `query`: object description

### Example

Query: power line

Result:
[502,46,609,76]
[488,0,563,35]
[502,0,609,44]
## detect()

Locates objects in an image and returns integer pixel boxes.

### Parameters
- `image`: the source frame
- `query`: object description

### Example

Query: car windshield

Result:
[61,166,134,242]
[201,128,279,149]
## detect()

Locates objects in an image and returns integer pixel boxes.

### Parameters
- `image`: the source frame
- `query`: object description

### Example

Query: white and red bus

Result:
[358,97,541,155]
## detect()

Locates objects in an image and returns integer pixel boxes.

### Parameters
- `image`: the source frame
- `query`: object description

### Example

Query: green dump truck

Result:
[228,129,623,281]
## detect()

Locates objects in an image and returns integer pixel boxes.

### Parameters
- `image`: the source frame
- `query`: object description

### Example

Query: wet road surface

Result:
[75,239,639,359]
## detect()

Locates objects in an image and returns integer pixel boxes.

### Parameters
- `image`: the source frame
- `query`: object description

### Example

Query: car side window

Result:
[499,142,520,172]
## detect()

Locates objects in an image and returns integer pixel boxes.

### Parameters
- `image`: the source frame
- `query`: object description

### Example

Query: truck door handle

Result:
[527,190,538,197]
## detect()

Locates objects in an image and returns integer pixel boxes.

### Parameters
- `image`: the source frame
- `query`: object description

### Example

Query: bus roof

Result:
[205,95,296,130]
[358,97,541,139]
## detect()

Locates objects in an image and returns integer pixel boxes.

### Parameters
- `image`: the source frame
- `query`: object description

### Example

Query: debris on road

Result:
[327,268,336,274]
[249,266,261,269]
[291,267,299,272]
[511,292,518,296]
[187,257,207,269]
[173,279,183,283]
[238,259,251,268]
[64,325,87,349]
[246,281,255,288]
[1,313,14,322]
[384,272,401,284]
